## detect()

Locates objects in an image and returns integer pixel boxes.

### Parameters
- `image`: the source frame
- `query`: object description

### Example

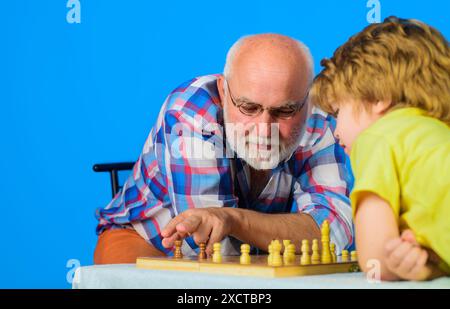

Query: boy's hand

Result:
[384,230,432,281]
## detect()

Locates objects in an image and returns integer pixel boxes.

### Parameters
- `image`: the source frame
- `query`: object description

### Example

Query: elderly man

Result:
[94,34,354,264]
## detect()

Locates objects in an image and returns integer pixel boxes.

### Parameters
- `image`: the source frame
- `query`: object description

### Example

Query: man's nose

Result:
[257,111,275,138]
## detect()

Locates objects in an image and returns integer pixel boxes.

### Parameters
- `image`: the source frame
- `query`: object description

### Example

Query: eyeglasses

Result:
[225,79,309,119]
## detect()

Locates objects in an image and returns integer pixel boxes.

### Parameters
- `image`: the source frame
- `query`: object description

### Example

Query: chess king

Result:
[94,34,354,263]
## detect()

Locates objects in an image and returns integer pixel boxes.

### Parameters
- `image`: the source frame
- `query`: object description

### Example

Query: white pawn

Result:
[267,242,273,266]
[341,250,349,262]
[240,244,251,265]
[212,242,222,263]
[282,239,291,259]
[330,243,337,263]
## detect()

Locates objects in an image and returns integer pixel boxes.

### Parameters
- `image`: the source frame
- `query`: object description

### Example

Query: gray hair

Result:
[223,34,315,83]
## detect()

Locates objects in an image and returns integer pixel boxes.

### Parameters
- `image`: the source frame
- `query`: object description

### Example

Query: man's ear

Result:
[216,75,225,108]
[373,100,391,115]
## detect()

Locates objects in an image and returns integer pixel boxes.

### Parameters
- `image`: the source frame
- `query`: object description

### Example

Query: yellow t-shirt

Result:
[350,107,450,272]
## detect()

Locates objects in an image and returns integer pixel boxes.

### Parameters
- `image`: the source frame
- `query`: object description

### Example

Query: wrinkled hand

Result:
[161,208,235,255]
[384,230,432,281]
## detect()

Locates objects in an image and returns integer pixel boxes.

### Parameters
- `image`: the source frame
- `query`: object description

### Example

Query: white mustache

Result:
[246,135,278,146]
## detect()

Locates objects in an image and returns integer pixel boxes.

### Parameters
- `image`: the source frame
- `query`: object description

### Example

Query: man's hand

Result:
[384,230,432,281]
[161,207,237,255]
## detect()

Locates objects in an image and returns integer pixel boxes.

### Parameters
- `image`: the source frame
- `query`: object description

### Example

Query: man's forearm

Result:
[227,208,321,253]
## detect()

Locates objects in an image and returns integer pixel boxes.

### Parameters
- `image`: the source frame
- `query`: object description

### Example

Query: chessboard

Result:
[136,220,360,278]
[136,255,360,278]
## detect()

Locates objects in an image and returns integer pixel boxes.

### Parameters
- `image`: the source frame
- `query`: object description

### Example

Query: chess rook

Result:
[271,240,283,267]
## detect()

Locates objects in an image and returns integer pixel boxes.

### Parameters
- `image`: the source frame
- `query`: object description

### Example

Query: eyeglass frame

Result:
[224,79,309,120]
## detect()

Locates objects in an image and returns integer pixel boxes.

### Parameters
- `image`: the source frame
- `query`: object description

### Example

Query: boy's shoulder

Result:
[352,107,450,172]
[362,107,449,146]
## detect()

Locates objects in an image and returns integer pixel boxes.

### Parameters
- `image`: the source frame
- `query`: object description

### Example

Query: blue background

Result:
[1,0,448,288]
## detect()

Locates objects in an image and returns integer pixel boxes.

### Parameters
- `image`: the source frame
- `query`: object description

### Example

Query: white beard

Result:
[223,104,302,170]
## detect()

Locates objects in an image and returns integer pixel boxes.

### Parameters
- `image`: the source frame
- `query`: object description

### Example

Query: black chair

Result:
[93,162,135,197]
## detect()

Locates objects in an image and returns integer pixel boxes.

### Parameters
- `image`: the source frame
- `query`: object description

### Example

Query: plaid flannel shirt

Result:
[95,74,355,256]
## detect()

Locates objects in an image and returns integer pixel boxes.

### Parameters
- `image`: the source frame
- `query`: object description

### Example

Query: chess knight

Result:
[94,34,354,263]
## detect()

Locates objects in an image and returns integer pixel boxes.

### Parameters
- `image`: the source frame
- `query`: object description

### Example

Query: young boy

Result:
[311,16,450,281]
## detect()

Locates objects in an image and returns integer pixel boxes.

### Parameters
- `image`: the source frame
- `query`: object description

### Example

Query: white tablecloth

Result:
[72,264,450,289]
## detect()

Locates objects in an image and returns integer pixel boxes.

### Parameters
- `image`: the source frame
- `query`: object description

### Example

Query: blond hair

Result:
[311,16,450,125]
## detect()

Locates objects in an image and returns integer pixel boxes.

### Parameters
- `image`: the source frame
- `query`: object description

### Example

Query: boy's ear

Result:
[373,100,391,115]
[216,75,225,108]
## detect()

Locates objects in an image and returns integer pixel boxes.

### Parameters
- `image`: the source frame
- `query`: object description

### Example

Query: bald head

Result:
[223,34,314,83]
[220,34,314,170]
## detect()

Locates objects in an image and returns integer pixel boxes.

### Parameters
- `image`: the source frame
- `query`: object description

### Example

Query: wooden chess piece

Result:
[198,243,207,260]
[240,244,251,265]
[300,239,311,265]
[174,240,183,259]
[271,240,283,267]
[212,243,222,263]
[321,220,332,264]
[341,250,349,262]
[311,239,320,264]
